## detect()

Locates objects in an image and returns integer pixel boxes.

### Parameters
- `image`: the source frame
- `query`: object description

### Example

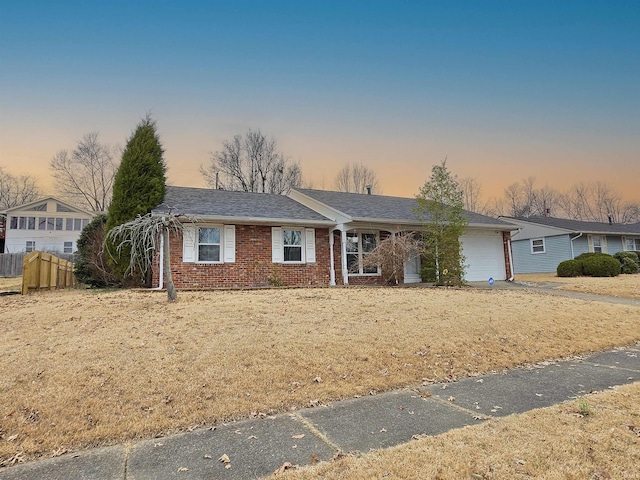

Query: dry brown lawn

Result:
[515,272,640,299]
[1,286,639,467]
[280,382,640,480]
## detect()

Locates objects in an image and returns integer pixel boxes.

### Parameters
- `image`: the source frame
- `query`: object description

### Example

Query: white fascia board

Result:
[288,190,352,224]
[3,197,95,216]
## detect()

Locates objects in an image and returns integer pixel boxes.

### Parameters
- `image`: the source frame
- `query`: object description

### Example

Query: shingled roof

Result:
[152,186,333,225]
[503,216,640,235]
[293,189,514,229]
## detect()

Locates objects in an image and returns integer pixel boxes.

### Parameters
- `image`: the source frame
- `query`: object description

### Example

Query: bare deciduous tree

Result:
[459,177,488,214]
[360,232,423,285]
[106,213,185,301]
[201,129,302,194]
[334,162,381,194]
[0,166,41,209]
[558,182,640,223]
[50,132,120,212]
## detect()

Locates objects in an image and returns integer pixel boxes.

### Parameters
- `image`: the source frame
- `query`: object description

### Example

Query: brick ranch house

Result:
[151,186,515,289]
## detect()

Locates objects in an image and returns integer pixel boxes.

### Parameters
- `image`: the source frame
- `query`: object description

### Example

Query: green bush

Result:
[581,254,621,277]
[557,259,582,277]
[613,251,639,274]
[574,252,602,261]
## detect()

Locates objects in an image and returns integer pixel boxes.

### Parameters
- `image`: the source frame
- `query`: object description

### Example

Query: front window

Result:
[531,238,545,254]
[38,217,47,230]
[74,218,83,230]
[592,235,602,253]
[283,229,303,262]
[55,218,63,230]
[347,232,379,275]
[25,241,35,252]
[198,227,221,262]
[66,218,74,231]
[625,238,640,251]
[27,217,36,230]
[10,216,17,229]
[64,242,73,253]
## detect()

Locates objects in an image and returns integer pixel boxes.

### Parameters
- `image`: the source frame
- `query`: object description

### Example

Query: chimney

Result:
[608,215,613,225]
[366,185,372,195]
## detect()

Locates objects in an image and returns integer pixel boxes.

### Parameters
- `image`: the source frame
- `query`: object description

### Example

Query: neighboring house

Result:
[1,197,95,254]
[151,186,515,289]
[502,216,640,274]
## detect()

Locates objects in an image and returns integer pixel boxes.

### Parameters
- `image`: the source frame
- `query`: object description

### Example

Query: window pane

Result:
[66,218,74,230]
[55,218,63,230]
[346,234,359,253]
[283,230,302,246]
[47,218,55,230]
[28,217,36,230]
[26,241,35,252]
[626,239,635,251]
[19,217,26,229]
[346,253,359,272]
[82,219,89,228]
[199,227,220,244]
[74,218,82,230]
[39,217,47,230]
[362,234,377,253]
[198,245,220,262]
[363,264,378,274]
[10,217,17,229]
[284,245,302,262]
[64,242,73,253]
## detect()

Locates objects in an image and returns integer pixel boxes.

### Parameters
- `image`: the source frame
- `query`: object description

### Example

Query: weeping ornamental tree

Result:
[106,116,167,284]
[415,160,468,286]
[106,213,183,301]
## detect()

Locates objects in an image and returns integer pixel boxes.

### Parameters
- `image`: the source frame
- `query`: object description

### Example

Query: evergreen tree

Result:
[106,116,166,283]
[415,159,468,286]
[74,213,115,287]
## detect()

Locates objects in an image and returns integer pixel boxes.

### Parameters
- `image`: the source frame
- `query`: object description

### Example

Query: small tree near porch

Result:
[106,213,184,302]
[360,232,423,285]
[415,160,468,286]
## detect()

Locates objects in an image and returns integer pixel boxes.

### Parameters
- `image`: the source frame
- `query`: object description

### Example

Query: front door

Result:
[404,251,421,283]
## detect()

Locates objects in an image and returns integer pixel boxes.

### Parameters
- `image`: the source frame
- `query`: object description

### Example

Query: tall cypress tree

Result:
[106,115,166,283]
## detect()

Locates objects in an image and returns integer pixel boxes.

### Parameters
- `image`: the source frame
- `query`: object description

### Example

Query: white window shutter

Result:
[223,225,236,263]
[305,228,316,263]
[182,226,197,263]
[587,235,593,253]
[272,227,282,263]
[601,236,608,254]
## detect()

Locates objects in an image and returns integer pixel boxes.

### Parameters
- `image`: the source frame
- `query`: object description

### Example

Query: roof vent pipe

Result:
[608,215,613,225]
[366,185,372,195]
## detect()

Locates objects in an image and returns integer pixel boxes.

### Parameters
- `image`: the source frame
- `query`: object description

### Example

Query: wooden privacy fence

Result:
[22,251,77,294]
[0,253,25,277]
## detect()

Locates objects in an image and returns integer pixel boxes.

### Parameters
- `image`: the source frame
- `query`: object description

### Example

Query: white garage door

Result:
[461,231,506,282]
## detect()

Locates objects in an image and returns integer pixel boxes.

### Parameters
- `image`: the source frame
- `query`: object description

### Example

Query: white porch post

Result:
[340,227,349,285]
[329,229,336,286]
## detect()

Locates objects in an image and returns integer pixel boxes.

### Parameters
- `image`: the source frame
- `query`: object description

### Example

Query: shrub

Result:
[581,254,621,277]
[74,214,115,287]
[557,259,582,277]
[574,252,602,261]
[613,251,639,274]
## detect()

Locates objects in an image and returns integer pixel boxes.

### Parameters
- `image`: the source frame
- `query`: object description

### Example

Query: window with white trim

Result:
[530,238,545,254]
[64,241,73,253]
[347,232,379,275]
[182,225,235,264]
[271,227,316,264]
[591,235,603,253]
[197,227,221,262]
[625,237,640,251]
[25,241,35,252]
[283,229,303,262]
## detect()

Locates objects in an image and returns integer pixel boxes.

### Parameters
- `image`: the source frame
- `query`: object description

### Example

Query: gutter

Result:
[507,237,515,281]
[570,233,583,259]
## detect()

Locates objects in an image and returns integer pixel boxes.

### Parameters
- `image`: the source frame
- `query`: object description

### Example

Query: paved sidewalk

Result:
[1,346,638,480]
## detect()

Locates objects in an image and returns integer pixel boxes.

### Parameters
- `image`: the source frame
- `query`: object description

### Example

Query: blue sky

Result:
[1,1,638,201]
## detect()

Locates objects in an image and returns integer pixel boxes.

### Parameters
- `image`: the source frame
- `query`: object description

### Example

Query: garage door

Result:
[461,231,506,282]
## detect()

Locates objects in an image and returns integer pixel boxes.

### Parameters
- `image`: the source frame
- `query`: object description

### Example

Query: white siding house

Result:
[2,197,95,254]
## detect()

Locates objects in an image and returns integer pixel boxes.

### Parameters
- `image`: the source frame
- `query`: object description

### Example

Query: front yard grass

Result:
[1,286,639,467]
[516,272,640,299]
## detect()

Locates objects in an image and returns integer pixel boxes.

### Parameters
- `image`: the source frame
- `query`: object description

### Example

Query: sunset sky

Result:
[1,1,638,204]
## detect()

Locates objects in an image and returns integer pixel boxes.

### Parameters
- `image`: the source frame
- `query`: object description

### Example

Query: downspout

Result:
[507,236,515,281]
[570,233,583,259]
[329,229,336,286]
[153,232,164,290]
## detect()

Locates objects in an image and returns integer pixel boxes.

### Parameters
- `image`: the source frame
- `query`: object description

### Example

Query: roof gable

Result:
[1,197,94,216]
